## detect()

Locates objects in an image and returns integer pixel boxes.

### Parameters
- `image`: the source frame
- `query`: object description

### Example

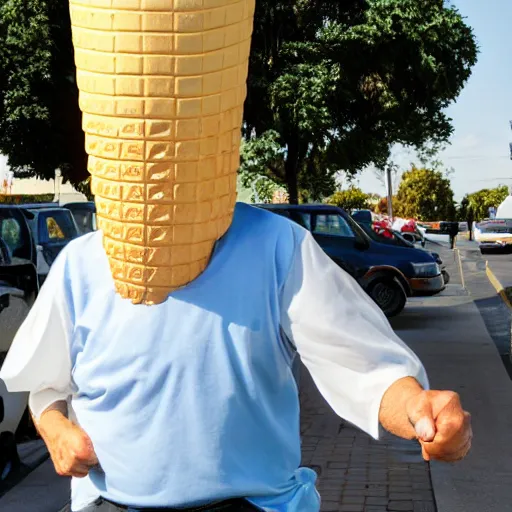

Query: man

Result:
[1,205,471,512]
[448,221,460,249]
[1,1,471,509]
[467,207,475,242]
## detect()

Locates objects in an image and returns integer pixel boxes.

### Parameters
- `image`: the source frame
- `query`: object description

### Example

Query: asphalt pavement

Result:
[484,248,512,290]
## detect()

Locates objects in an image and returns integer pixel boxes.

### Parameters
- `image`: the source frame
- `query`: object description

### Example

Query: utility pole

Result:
[386,165,393,221]
[509,120,512,160]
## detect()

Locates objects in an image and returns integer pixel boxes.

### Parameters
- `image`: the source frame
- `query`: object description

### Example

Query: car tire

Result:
[368,279,407,318]
[442,270,450,285]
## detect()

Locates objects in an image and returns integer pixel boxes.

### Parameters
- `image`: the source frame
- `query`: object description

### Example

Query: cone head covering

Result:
[69,0,256,304]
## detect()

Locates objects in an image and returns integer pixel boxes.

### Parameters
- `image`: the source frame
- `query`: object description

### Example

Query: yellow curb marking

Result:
[486,261,512,310]
[454,248,466,290]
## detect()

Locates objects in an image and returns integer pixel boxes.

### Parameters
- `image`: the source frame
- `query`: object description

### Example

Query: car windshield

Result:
[478,222,512,234]
[39,211,78,242]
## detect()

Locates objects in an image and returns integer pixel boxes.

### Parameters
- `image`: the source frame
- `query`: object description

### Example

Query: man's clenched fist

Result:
[37,406,99,478]
[407,390,472,462]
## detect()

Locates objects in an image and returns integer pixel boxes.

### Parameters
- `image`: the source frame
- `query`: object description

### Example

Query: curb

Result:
[485,262,512,310]
[454,248,465,290]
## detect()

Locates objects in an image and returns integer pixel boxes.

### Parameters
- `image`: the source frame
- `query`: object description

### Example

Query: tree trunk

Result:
[285,140,299,205]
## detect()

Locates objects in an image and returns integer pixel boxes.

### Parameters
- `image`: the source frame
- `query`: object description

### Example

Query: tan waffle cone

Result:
[69,0,255,305]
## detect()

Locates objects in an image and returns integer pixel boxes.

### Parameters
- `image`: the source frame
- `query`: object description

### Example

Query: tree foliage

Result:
[375,195,402,216]
[458,186,509,222]
[395,166,455,221]
[244,0,478,203]
[327,187,371,211]
[0,0,477,195]
[0,0,85,183]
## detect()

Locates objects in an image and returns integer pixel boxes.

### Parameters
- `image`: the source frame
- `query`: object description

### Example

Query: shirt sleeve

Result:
[0,252,73,419]
[280,230,429,440]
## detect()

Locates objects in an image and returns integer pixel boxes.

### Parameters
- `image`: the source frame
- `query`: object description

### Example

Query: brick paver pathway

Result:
[299,367,436,512]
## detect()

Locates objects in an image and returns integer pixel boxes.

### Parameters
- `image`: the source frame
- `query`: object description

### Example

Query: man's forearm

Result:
[33,401,70,444]
[379,377,424,439]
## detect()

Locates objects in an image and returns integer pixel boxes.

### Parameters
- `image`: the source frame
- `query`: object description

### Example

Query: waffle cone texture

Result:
[69,0,255,304]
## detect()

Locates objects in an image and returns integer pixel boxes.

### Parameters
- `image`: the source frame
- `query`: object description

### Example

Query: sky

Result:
[353,0,512,202]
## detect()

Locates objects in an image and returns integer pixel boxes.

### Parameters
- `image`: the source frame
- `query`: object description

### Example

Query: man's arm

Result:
[281,229,471,461]
[1,251,99,476]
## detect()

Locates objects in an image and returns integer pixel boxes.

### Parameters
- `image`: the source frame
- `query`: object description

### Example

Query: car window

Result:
[289,212,311,230]
[40,211,78,242]
[0,211,32,260]
[313,214,355,238]
[1,218,21,250]
[71,210,96,235]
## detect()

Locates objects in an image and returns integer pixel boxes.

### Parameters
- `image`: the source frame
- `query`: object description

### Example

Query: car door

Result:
[310,211,369,279]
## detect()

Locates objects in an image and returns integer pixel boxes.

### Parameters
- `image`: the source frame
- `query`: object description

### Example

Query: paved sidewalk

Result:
[393,244,512,512]
[297,241,454,512]
[300,370,435,512]
[300,241,512,512]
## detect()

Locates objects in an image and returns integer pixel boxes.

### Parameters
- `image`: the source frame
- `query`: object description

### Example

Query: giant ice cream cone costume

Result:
[69,0,255,305]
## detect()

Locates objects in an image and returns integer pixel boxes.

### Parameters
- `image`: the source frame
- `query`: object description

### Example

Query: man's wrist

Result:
[379,376,425,440]
[37,402,71,444]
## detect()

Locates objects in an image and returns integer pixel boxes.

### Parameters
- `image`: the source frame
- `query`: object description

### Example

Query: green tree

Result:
[243,0,478,203]
[457,196,470,221]
[396,167,456,221]
[0,0,85,183]
[375,196,402,216]
[327,187,370,211]
[465,186,509,222]
[0,0,477,195]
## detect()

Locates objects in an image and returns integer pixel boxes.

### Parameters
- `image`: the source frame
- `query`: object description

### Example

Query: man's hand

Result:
[407,390,472,462]
[379,377,472,462]
[36,403,99,478]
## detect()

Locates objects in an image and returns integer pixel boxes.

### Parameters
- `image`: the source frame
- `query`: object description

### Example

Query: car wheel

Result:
[368,279,407,318]
[442,270,450,285]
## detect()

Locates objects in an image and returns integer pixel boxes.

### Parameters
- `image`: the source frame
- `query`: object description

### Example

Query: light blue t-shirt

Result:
[1,202,428,511]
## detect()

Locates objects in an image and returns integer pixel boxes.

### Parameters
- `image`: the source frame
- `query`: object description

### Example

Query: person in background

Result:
[449,221,460,249]
[467,207,475,242]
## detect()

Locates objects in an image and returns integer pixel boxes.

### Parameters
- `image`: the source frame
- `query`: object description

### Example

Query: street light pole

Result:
[386,165,393,221]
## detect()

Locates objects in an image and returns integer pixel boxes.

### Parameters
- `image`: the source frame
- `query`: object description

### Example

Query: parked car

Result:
[258,204,444,317]
[354,220,450,286]
[23,207,79,285]
[473,220,512,254]
[64,201,96,235]
[0,206,39,309]
[0,207,40,480]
